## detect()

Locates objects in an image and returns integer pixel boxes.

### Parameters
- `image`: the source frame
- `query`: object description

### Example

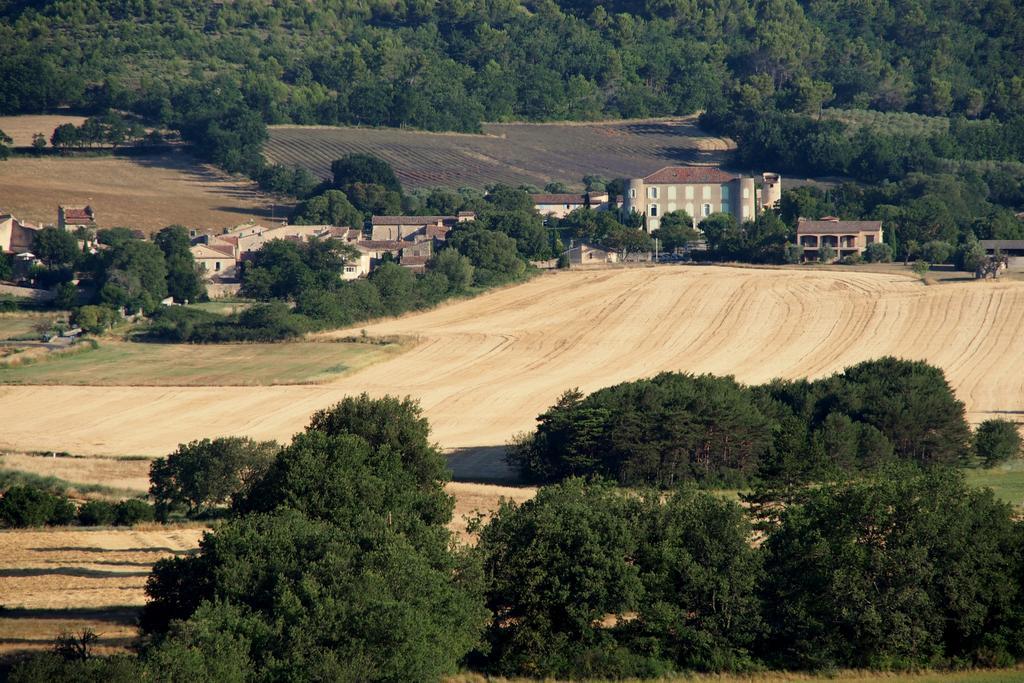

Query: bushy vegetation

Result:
[5,394,1024,680]
[510,357,971,488]
[0,485,155,529]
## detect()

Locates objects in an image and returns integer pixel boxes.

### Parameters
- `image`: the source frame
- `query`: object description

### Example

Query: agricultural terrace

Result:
[0,266,1021,463]
[265,116,735,190]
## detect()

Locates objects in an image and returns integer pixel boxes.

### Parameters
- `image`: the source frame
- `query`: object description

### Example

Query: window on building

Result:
[721,203,729,214]
[648,187,659,199]
[215,262,221,271]
[702,186,711,199]
[686,203,694,217]
[743,205,750,218]
[702,203,711,217]
[743,187,750,199]
[649,204,658,217]
[685,186,694,199]
[866,235,875,244]
[721,185,730,199]
[667,186,676,200]
[667,202,676,213]
[629,188,636,198]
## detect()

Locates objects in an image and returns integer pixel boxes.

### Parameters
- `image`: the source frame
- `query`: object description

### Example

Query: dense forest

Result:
[2,0,1023,171]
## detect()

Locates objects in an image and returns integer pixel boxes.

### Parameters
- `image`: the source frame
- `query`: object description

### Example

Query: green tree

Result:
[0,486,75,528]
[698,213,738,253]
[920,239,953,264]
[31,132,47,154]
[912,259,931,279]
[149,437,279,519]
[99,239,169,312]
[0,128,11,160]
[155,225,204,303]
[447,225,525,286]
[477,479,644,677]
[32,227,79,268]
[762,470,1023,669]
[864,242,893,263]
[653,210,698,252]
[331,154,402,193]
[974,419,1022,468]
[428,249,474,293]
[70,305,117,334]
[290,189,364,226]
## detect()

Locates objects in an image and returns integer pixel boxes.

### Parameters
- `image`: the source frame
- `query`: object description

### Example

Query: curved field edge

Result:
[0,266,1021,459]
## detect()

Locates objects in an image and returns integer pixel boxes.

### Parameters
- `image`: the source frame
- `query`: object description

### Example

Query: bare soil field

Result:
[1,266,1021,466]
[0,115,87,147]
[0,339,407,386]
[0,148,281,233]
[266,116,736,190]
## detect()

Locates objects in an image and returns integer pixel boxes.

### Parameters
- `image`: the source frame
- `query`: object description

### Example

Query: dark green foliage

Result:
[514,358,971,488]
[864,242,894,262]
[149,437,279,518]
[0,128,10,160]
[32,227,79,268]
[761,469,1024,669]
[7,652,145,683]
[52,281,79,309]
[95,227,135,248]
[448,224,526,286]
[652,211,698,251]
[974,419,1023,467]
[331,154,402,194]
[0,486,75,527]
[76,500,116,526]
[476,480,764,677]
[96,239,168,313]
[241,238,355,301]
[114,498,155,525]
[155,225,205,303]
[141,395,486,680]
[428,249,474,293]
[477,479,645,677]
[289,189,363,227]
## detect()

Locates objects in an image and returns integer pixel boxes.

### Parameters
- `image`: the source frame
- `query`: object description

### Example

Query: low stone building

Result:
[980,240,1024,269]
[797,217,884,262]
[532,192,610,219]
[0,213,40,254]
[566,242,619,266]
[369,213,474,242]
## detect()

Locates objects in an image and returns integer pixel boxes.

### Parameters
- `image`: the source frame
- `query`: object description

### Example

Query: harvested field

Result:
[0,148,282,233]
[0,526,204,654]
[0,266,1022,469]
[0,115,87,147]
[0,338,408,386]
[265,116,736,190]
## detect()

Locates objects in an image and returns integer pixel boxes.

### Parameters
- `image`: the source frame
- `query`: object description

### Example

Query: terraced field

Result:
[265,116,735,190]
[0,266,1021,465]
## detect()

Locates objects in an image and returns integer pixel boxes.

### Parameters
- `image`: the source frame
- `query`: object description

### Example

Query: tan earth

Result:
[1,266,1022,465]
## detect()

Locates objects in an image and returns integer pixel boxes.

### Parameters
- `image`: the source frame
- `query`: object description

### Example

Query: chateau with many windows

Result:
[622,166,781,232]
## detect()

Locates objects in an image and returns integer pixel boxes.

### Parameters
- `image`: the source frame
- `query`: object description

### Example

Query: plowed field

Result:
[265,116,734,190]
[1,266,1021,462]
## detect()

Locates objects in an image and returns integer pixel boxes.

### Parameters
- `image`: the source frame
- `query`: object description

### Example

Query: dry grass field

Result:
[0,115,88,147]
[0,115,282,233]
[0,338,408,386]
[265,116,735,190]
[1,266,1020,464]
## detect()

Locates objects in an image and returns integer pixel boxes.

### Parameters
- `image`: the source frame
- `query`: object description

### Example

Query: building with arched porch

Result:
[797,217,884,262]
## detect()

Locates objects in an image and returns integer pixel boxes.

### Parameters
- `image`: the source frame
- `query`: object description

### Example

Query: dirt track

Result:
[1,267,1022,461]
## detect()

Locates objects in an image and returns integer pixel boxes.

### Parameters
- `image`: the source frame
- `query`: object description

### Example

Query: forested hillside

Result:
[2,0,1022,173]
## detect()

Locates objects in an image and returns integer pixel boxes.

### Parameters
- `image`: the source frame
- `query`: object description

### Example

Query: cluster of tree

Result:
[777,176,1024,264]
[2,0,1021,178]
[8,427,1024,680]
[473,471,1024,677]
[0,486,153,528]
[509,358,1003,488]
[28,224,206,321]
[49,111,150,153]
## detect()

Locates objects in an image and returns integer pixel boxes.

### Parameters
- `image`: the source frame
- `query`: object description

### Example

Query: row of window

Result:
[648,203,721,218]
[630,184,751,201]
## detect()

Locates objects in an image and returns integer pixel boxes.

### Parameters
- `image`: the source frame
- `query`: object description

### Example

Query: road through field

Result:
[1,267,1022,462]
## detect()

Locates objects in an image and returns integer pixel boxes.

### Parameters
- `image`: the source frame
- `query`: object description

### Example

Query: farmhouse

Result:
[566,242,619,265]
[797,217,884,262]
[980,240,1024,269]
[191,243,238,280]
[532,192,610,219]
[369,213,474,242]
[623,167,781,232]
[0,213,40,254]
[57,205,95,232]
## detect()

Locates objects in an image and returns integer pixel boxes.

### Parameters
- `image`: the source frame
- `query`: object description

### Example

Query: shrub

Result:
[974,419,1022,467]
[77,500,117,526]
[114,499,155,525]
[864,242,893,262]
[0,486,74,527]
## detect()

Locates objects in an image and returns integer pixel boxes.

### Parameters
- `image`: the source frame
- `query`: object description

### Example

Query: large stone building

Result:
[622,166,781,232]
[797,217,884,262]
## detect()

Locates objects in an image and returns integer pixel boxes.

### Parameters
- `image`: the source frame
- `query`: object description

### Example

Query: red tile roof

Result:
[194,243,235,257]
[642,166,738,184]
[60,206,94,222]
[357,240,405,250]
[797,219,882,233]
[371,215,451,226]
[532,193,588,205]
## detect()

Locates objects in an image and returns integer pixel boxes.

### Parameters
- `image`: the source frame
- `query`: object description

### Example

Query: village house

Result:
[797,217,884,262]
[369,213,474,242]
[0,213,40,254]
[980,240,1024,270]
[565,242,619,266]
[623,167,781,232]
[532,192,610,219]
[58,205,95,232]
